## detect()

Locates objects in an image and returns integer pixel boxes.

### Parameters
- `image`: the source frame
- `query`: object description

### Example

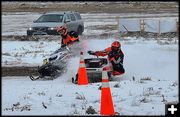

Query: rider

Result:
[88,41,125,76]
[56,26,79,48]
[44,26,79,63]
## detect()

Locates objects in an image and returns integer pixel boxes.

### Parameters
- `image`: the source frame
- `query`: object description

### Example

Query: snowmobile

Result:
[72,49,126,84]
[72,55,114,84]
[29,46,71,81]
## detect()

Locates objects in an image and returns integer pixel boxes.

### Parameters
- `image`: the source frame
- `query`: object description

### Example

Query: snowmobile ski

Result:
[29,74,59,81]
[29,75,42,81]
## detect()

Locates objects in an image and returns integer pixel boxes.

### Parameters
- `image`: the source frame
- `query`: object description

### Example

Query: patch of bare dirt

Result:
[2,66,38,76]
[2,2,178,14]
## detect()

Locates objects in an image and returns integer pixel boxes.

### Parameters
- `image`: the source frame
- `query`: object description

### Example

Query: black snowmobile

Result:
[29,46,71,81]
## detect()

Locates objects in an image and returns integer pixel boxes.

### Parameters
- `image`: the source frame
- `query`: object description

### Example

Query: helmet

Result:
[57,26,67,35]
[111,41,121,51]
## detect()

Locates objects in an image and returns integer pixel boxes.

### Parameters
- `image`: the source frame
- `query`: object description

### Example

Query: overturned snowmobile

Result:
[72,57,114,84]
[29,46,71,81]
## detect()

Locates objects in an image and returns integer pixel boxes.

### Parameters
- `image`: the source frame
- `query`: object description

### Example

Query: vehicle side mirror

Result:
[64,19,70,23]
[33,20,36,23]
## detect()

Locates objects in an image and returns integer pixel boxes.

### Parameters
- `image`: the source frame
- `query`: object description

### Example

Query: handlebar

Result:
[87,50,99,58]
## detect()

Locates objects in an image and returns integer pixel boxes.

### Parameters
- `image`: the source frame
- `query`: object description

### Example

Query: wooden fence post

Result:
[140,19,145,33]
[175,19,178,44]
[176,19,179,35]
[158,19,161,35]
[116,16,120,32]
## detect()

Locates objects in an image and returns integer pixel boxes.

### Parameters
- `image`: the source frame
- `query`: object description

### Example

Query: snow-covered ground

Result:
[2,38,179,115]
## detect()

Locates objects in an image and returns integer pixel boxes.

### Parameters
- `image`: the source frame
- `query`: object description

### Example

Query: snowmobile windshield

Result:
[35,14,64,23]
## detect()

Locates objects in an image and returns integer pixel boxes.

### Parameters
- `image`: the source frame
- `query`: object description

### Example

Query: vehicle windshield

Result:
[35,14,64,22]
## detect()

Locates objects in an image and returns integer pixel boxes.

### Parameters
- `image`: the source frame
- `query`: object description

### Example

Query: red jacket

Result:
[95,47,124,64]
[61,31,79,47]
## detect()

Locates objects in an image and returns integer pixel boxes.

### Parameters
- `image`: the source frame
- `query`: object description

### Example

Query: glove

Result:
[87,50,96,55]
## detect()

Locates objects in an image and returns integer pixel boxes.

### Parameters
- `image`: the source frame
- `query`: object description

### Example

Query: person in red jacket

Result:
[88,41,125,76]
[56,26,79,48]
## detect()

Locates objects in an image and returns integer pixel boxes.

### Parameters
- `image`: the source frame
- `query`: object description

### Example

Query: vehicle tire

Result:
[77,26,83,35]
[27,32,32,36]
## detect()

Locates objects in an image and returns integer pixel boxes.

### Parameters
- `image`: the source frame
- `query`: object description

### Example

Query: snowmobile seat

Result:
[85,58,107,68]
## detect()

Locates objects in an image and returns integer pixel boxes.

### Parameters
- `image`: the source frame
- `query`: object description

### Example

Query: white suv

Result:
[27,11,84,35]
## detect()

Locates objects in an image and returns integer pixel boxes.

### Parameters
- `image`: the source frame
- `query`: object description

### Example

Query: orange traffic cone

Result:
[77,51,88,85]
[100,70,115,115]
